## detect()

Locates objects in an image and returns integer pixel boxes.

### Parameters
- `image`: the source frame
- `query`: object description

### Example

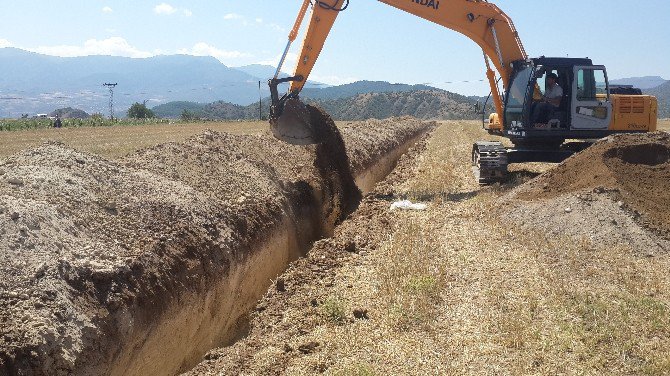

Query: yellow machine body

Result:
[609,95,658,132]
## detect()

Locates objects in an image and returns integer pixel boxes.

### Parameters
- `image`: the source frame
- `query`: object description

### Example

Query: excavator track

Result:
[472,141,508,185]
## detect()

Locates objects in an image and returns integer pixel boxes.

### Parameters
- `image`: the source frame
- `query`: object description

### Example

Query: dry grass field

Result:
[2,118,668,374]
[273,121,670,375]
[2,118,666,161]
[0,121,268,159]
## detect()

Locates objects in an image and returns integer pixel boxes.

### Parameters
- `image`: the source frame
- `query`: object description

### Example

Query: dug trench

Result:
[0,107,435,375]
[187,126,670,375]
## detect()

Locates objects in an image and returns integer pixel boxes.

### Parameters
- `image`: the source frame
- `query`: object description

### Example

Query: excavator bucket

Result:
[270,98,319,145]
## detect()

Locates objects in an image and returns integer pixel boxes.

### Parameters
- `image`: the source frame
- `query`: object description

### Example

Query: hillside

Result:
[153,89,482,121]
[152,101,207,119]
[647,81,670,118]
[1,48,667,120]
[301,80,438,101]
[0,48,271,116]
[610,76,667,90]
[307,90,478,120]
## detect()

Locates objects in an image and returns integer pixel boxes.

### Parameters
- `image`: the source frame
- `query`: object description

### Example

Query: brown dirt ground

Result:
[187,121,670,375]
[658,119,669,132]
[0,115,431,375]
[512,132,670,238]
[185,124,434,376]
[0,121,267,159]
[2,117,667,375]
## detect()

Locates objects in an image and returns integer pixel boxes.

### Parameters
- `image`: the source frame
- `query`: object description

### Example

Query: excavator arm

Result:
[270,0,528,143]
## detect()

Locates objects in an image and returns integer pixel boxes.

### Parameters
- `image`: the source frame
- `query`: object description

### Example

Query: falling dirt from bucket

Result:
[308,104,362,227]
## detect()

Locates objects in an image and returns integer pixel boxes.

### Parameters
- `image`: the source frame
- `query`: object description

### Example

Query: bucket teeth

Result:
[270,99,319,145]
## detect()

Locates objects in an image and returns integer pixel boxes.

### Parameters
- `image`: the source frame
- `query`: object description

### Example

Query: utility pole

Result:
[103,83,118,120]
[259,81,263,121]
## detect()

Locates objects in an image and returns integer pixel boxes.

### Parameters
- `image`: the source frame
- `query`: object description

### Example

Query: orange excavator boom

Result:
[269,0,528,143]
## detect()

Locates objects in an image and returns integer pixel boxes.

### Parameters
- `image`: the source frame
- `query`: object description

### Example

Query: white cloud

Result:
[154,3,193,17]
[154,3,176,15]
[31,37,152,59]
[154,3,192,17]
[11,38,252,65]
[178,42,252,63]
[224,13,284,32]
[102,6,113,14]
[309,74,358,86]
[224,13,249,26]
[268,23,286,32]
[223,13,244,20]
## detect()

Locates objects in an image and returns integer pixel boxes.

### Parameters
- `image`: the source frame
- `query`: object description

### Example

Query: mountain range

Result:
[610,76,668,90]
[608,76,669,118]
[0,47,321,117]
[646,81,670,118]
[152,86,487,121]
[0,47,667,119]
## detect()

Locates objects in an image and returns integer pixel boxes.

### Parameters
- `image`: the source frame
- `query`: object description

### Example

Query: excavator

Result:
[268,0,658,184]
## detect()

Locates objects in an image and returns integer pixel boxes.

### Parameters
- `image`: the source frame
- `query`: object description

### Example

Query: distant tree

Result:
[181,109,198,121]
[127,101,155,119]
[49,107,90,119]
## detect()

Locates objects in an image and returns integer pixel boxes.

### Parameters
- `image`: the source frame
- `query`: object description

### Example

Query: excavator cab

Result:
[476,56,655,184]
[502,57,614,140]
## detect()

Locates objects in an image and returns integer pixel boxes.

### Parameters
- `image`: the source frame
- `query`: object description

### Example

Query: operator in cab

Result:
[532,72,562,126]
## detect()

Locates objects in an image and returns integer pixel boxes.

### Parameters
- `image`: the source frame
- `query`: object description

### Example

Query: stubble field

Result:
[189,120,670,375]
[0,121,269,158]
[1,117,669,375]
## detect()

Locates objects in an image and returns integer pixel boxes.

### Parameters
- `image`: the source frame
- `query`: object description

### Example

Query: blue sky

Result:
[0,1,668,95]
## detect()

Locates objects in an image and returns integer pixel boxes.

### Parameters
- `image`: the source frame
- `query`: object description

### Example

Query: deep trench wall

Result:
[0,118,433,375]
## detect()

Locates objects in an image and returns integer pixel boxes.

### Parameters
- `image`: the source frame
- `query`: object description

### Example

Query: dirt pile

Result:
[0,116,432,375]
[507,132,670,252]
[185,124,433,376]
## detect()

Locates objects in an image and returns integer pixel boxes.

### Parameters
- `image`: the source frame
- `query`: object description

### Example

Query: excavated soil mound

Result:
[185,123,433,376]
[0,115,432,375]
[511,132,670,247]
[516,132,670,234]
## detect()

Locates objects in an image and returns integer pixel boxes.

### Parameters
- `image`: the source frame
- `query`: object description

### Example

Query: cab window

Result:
[507,66,532,107]
[577,69,608,101]
[536,71,546,96]
[504,65,532,127]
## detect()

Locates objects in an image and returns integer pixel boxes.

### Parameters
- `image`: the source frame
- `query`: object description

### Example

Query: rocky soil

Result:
[507,132,670,254]
[185,124,670,375]
[0,113,433,375]
[185,121,432,376]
